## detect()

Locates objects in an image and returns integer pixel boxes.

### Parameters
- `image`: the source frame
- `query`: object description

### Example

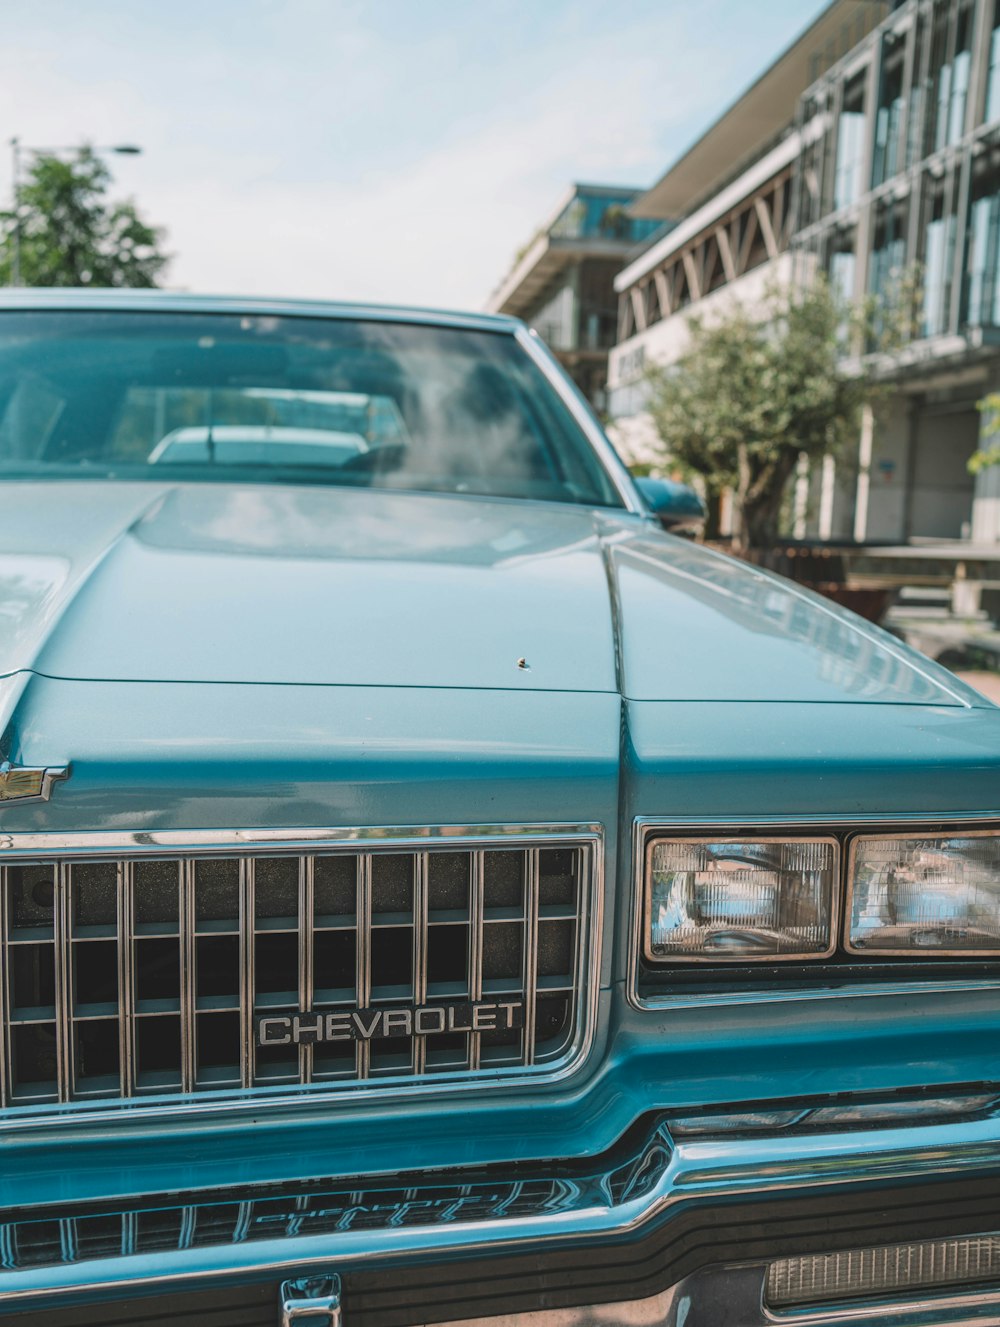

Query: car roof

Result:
[0,287,523,334]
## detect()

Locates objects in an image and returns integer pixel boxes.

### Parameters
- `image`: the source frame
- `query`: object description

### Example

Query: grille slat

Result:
[467,850,485,1072]
[180,860,196,1094]
[355,853,372,1082]
[522,849,540,1067]
[238,859,254,1090]
[298,855,313,1086]
[411,852,428,1076]
[117,861,134,1098]
[54,865,71,1103]
[0,840,591,1113]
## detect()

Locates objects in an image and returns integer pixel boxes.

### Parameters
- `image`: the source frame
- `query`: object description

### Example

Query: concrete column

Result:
[853,403,876,541]
[818,454,837,539]
[972,371,1000,543]
[793,452,810,538]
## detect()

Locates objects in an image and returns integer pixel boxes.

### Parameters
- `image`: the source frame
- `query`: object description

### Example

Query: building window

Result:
[872,48,904,187]
[533,283,575,352]
[966,179,1000,328]
[828,231,857,343]
[835,78,867,209]
[987,1,1000,125]
[923,197,956,336]
[829,234,857,304]
[869,203,908,344]
[927,2,972,152]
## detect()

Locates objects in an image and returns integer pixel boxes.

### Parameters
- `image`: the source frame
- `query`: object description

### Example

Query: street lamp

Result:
[8,140,144,286]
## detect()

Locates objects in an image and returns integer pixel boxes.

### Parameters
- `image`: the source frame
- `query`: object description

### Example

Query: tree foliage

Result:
[643,278,876,551]
[0,147,168,288]
[970,394,1000,475]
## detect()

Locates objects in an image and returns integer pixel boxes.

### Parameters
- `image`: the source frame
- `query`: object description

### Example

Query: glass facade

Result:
[799,0,1000,347]
[926,1,973,152]
[869,204,907,304]
[988,1,1000,125]
[834,79,867,209]
[549,189,661,246]
[966,185,1000,327]
[872,57,904,187]
[923,202,956,335]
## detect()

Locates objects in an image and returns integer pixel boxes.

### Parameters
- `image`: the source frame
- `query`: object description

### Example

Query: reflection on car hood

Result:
[0,481,982,707]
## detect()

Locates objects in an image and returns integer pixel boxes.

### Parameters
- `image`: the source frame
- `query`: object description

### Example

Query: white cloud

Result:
[0,0,819,309]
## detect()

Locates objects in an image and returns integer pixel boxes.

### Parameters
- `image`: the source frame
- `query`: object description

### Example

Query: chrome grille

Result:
[0,836,594,1110]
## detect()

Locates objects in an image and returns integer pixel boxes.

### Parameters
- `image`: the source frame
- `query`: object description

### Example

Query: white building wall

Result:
[606,253,799,467]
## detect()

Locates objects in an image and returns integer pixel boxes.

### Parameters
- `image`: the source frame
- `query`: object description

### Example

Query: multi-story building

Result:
[610,0,1000,552]
[485,183,663,410]
[794,0,1000,546]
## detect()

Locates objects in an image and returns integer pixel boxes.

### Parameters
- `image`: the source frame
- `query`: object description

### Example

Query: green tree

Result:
[643,278,876,551]
[970,395,1000,475]
[0,146,168,287]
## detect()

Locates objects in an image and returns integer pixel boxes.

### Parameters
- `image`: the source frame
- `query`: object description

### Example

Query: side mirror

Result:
[634,476,705,534]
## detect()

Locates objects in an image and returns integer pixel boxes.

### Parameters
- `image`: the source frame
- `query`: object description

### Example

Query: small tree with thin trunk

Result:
[643,278,875,552]
[0,146,168,288]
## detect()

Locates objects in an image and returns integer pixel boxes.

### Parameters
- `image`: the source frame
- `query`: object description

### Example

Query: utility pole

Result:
[9,137,21,287]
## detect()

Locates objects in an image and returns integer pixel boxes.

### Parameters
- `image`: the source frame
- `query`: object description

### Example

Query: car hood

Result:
[0,481,982,707]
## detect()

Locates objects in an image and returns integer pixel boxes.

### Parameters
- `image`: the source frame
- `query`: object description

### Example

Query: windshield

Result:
[0,310,624,507]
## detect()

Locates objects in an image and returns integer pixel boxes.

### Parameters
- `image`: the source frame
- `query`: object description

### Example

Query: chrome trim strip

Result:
[0,823,602,1130]
[513,325,644,515]
[629,814,1000,1011]
[355,852,372,1082]
[0,823,602,857]
[3,1114,1000,1310]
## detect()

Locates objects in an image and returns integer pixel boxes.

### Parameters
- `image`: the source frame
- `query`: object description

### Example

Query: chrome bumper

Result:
[2,1114,1000,1321]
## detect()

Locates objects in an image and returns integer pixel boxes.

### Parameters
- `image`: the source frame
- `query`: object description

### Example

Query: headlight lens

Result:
[848,832,1000,954]
[645,838,837,961]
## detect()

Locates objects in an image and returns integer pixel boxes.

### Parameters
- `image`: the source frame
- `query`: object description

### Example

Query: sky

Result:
[0,0,825,311]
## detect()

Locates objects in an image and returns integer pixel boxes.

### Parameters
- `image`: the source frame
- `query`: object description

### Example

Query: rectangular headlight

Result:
[848,831,1000,954]
[644,837,838,962]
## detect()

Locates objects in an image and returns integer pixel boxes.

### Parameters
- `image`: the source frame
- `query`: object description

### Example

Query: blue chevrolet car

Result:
[0,290,999,1327]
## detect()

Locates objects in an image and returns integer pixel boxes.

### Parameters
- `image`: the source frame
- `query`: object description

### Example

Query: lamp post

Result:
[8,141,143,286]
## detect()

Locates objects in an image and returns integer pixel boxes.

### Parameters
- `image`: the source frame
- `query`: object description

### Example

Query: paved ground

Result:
[954,671,1000,704]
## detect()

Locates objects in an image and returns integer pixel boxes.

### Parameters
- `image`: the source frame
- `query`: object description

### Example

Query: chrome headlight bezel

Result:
[640,832,842,965]
[630,817,1000,1007]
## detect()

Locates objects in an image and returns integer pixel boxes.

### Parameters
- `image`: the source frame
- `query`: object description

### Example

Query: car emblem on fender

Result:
[0,760,70,803]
